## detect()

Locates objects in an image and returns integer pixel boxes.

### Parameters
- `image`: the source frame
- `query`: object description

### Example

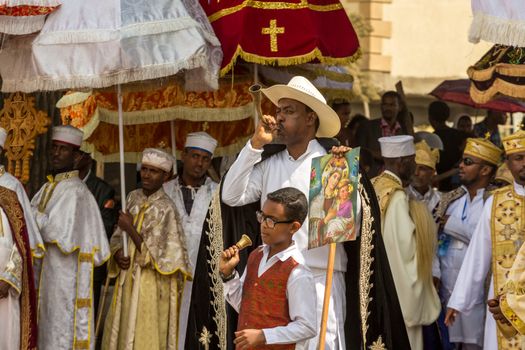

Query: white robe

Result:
[440,188,486,346]
[382,184,440,350]
[0,167,44,258]
[31,173,110,350]
[163,176,217,349]
[0,207,21,350]
[222,139,354,349]
[448,182,525,349]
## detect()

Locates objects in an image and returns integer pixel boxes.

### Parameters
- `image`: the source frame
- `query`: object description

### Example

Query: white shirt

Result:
[443,186,485,247]
[222,139,356,271]
[405,184,441,212]
[448,182,525,349]
[223,243,316,348]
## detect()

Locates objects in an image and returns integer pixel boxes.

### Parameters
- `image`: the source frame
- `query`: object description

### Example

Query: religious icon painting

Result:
[308,148,360,249]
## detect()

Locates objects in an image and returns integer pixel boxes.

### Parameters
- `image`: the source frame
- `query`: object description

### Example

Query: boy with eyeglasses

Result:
[219,187,316,350]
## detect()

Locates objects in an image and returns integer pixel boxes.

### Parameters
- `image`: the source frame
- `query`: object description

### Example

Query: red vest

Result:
[237,247,299,350]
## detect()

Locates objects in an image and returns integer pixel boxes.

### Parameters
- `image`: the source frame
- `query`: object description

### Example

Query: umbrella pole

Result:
[253,63,259,125]
[118,84,128,257]
[170,120,177,176]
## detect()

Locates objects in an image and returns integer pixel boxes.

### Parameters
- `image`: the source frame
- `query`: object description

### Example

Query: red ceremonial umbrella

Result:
[430,79,525,113]
[200,0,360,76]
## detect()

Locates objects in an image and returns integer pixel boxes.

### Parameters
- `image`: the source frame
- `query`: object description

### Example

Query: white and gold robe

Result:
[449,182,525,349]
[0,166,44,259]
[102,188,190,350]
[31,171,110,350]
[373,171,440,350]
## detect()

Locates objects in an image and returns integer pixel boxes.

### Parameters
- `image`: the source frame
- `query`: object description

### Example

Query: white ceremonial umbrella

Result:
[0,0,222,257]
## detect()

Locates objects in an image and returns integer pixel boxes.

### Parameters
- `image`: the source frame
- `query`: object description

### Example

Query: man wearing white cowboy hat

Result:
[223,75,346,349]
[222,76,411,350]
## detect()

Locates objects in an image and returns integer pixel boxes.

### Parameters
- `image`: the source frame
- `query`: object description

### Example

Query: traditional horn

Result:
[249,84,263,122]
[235,234,253,251]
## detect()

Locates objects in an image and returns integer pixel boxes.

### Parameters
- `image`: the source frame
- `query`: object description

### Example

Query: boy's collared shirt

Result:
[224,243,317,348]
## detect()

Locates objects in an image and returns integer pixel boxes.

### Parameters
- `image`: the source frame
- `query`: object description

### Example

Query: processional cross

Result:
[261,19,285,52]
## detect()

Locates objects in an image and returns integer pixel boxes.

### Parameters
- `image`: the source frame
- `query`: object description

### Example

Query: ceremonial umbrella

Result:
[200,0,361,76]
[0,0,60,34]
[0,0,222,257]
[465,1,525,103]
[468,45,525,104]
[430,79,525,113]
[56,77,255,164]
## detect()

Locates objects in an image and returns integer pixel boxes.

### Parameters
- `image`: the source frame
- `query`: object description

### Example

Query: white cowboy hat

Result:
[261,76,341,138]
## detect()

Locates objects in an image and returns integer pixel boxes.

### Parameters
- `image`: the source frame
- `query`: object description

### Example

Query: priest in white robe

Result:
[32,126,110,350]
[0,127,44,260]
[446,130,525,349]
[163,132,218,347]
[372,135,441,350]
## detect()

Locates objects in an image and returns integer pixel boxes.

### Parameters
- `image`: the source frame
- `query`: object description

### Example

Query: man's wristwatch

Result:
[220,271,236,282]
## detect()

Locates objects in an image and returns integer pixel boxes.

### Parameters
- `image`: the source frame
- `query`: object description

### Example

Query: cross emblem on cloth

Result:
[261,19,285,52]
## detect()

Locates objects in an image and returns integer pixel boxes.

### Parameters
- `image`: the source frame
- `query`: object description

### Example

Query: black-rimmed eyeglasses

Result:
[256,211,294,229]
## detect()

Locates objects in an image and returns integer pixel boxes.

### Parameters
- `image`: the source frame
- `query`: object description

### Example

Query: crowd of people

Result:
[1,74,525,350]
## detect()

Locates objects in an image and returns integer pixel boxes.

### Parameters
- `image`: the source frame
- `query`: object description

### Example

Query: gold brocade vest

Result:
[371,172,404,224]
[491,185,525,349]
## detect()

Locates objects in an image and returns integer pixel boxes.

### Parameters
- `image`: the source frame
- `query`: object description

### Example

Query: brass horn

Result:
[249,84,263,122]
[235,234,253,251]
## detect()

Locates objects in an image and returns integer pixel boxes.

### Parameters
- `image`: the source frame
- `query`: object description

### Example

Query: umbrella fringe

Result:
[469,13,525,47]
[469,78,525,104]
[1,52,219,93]
[220,46,362,77]
[0,14,45,35]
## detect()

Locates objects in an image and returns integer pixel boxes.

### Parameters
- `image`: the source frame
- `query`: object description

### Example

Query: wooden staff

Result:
[318,243,337,350]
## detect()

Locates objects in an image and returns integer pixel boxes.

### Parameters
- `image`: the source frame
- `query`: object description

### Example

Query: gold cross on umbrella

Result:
[261,19,285,52]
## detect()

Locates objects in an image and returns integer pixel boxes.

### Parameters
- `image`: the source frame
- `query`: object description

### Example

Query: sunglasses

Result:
[256,211,294,229]
[461,157,483,166]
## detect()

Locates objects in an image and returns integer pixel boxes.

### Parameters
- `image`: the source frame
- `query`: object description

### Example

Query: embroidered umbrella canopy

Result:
[0,0,222,92]
[201,0,360,76]
[0,0,60,34]
[468,45,525,104]
[56,77,255,163]
[0,0,222,261]
[466,1,525,103]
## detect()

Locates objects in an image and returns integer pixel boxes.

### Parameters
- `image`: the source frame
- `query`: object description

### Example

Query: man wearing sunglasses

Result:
[434,137,501,350]
[445,129,525,350]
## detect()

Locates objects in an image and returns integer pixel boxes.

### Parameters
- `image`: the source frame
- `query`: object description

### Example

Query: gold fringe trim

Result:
[469,78,525,104]
[80,103,254,140]
[220,46,362,76]
[97,103,255,125]
[208,0,343,23]
[358,175,374,346]
[262,77,355,101]
[468,63,525,82]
